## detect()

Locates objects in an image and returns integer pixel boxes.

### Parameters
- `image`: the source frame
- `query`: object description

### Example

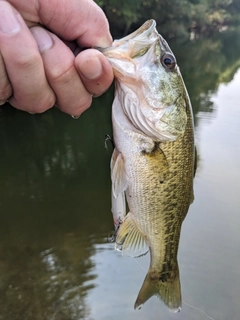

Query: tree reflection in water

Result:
[0,96,113,319]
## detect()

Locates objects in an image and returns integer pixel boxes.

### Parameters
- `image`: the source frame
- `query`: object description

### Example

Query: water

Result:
[86,71,240,320]
[0,33,240,319]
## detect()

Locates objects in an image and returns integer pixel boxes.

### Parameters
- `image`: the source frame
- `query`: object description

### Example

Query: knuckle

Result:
[32,104,49,114]
[27,94,56,114]
[77,95,92,113]
[49,61,74,83]
[14,51,42,70]
[57,95,92,115]
[36,98,55,113]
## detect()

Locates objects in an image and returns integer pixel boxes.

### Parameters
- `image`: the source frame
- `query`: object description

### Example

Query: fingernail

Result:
[96,35,113,48]
[80,56,102,80]
[0,3,21,34]
[31,27,53,52]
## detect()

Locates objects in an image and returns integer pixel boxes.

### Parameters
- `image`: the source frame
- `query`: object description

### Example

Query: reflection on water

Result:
[0,32,240,319]
[168,28,240,127]
[0,96,113,320]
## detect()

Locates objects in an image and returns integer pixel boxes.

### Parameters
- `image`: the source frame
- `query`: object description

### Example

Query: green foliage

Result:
[95,0,142,36]
[95,0,240,38]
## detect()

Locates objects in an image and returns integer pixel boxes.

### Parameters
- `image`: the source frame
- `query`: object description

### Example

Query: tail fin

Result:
[134,265,181,312]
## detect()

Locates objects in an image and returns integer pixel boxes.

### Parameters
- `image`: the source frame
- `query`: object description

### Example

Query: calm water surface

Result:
[0,36,240,319]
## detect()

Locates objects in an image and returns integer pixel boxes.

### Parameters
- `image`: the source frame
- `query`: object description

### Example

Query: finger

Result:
[35,0,112,47]
[0,1,55,113]
[75,49,114,97]
[0,53,12,104]
[31,26,92,116]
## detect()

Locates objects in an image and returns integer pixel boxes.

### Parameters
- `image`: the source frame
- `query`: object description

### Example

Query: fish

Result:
[100,20,195,312]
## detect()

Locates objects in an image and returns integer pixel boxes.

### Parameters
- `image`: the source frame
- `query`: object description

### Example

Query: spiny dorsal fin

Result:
[115,212,149,258]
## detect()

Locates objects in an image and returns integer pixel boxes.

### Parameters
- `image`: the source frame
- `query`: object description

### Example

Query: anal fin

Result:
[115,212,149,258]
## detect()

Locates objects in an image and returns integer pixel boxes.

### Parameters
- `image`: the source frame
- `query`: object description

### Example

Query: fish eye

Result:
[161,53,176,70]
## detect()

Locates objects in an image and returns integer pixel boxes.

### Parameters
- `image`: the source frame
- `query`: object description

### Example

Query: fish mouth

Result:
[96,19,157,57]
[96,20,161,83]
[111,20,156,46]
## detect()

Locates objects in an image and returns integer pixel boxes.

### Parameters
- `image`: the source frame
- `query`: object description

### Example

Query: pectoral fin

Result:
[111,149,128,228]
[111,149,128,198]
[115,212,149,258]
[111,190,126,230]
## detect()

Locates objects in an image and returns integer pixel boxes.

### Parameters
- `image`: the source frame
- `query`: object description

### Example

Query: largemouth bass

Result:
[101,20,195,312]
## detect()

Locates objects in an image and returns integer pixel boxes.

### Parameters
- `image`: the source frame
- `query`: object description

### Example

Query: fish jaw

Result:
[99,20,188,142]
[99,19,179,102]
[100,20,157,57]
[113,20,157,46]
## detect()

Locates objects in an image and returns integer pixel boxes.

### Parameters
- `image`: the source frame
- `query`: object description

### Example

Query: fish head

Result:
[99,20,190,141]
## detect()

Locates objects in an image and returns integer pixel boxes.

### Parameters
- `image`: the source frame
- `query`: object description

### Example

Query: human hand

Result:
[0,0,114,116]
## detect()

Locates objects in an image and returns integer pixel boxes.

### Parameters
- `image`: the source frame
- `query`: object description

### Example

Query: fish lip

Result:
[96,19,156,54]
[113,19,156,46]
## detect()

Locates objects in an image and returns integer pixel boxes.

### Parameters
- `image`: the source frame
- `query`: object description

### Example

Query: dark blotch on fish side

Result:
[159,270,176,283]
